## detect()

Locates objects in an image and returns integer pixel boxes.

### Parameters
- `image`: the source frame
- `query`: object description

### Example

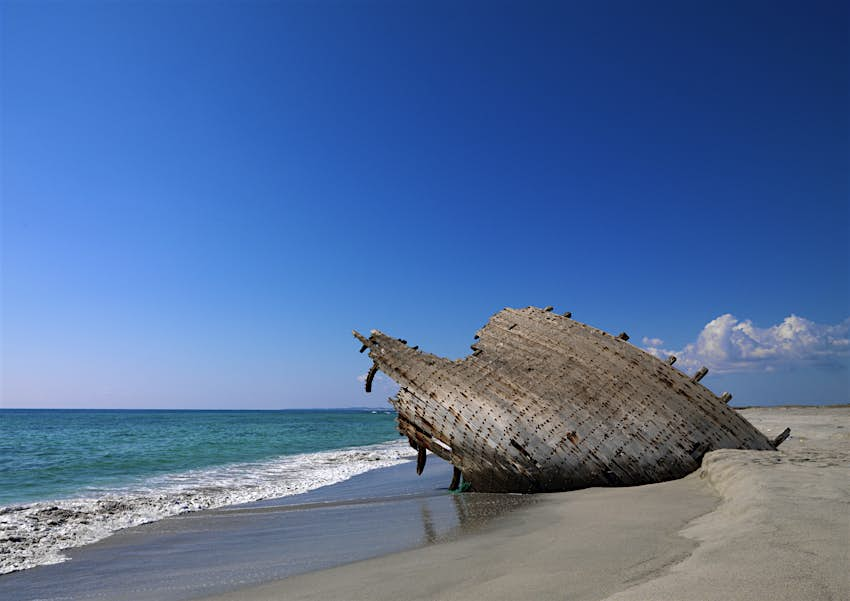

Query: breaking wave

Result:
[0,440,413,574]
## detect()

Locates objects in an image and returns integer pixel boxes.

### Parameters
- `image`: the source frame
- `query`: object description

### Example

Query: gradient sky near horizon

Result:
[2,1,848,409]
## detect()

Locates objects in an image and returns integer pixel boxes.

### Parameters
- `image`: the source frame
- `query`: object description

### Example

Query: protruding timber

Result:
[720,392,732,404]
[355,306,777,493]
[449,466,462,491]
[364,363,378,393]
[543,306,554,312]
[617,332,630,341]
[563,311,572,318]
[416,445,427,475]
[772,427,791,448]
[667,355,677,365]
[691,366,709,383]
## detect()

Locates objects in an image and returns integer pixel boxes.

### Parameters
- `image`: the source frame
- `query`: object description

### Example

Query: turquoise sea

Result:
[0,409,402,506]
[0,409,412,574]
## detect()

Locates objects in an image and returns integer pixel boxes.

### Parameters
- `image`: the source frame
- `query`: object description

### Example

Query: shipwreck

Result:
[354,306,789,493]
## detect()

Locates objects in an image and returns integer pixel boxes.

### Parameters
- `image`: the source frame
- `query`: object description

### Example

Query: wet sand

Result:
[199,406,849,601]
[0,459,534,601]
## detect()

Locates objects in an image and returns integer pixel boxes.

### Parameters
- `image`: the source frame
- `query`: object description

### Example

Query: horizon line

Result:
[2,403,848,411]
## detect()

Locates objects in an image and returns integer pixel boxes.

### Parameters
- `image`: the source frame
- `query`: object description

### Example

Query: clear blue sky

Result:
[2,1,847,408]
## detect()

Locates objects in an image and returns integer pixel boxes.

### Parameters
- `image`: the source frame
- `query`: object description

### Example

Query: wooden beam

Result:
[449,466,462,491]
[365,363,378,393]
[691,366,709,382]
[772,428,791,448]
[416,445,427,475]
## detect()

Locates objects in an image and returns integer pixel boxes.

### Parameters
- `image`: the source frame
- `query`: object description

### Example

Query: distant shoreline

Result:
[732,402,850,409]
[0,407,399,412]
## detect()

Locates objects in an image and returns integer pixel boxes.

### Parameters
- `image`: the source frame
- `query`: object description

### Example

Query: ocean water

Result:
[0,409,413,574]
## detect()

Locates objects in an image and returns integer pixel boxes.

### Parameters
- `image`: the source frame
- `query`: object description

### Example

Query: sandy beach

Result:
[200,406,849,601]
[1,406,846,601]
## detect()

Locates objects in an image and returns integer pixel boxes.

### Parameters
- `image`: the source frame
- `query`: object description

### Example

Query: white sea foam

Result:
[0,440,414,574]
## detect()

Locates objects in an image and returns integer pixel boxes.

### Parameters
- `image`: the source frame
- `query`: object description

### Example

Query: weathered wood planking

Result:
[354,306,783,493]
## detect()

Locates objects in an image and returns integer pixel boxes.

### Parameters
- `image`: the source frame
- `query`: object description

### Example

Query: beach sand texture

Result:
[201,406,849,601]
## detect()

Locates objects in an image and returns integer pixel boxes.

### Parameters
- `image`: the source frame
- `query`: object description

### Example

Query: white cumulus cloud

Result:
[643,314,850,374]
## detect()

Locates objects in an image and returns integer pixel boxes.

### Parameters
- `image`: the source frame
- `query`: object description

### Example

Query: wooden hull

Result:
[355,306,781,493]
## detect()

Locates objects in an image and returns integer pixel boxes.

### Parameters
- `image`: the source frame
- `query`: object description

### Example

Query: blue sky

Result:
[2,1,847,408]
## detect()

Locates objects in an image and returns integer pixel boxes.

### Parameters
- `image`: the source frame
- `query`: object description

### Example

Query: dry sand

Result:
[605,407,849,601]
[199,406,849,601]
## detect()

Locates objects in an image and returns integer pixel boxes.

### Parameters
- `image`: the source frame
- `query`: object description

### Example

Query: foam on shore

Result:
[0,440,413,574]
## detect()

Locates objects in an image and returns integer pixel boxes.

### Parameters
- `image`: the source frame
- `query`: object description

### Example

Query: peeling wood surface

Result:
[355,306,780,493]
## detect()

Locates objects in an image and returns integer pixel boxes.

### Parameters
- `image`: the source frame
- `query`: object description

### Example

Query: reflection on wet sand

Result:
[416,490,536,546]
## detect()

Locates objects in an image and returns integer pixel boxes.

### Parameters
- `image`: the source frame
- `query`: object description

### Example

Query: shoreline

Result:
[1,406,846,601]
[0,436,413,575]
[0,455,535,601]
